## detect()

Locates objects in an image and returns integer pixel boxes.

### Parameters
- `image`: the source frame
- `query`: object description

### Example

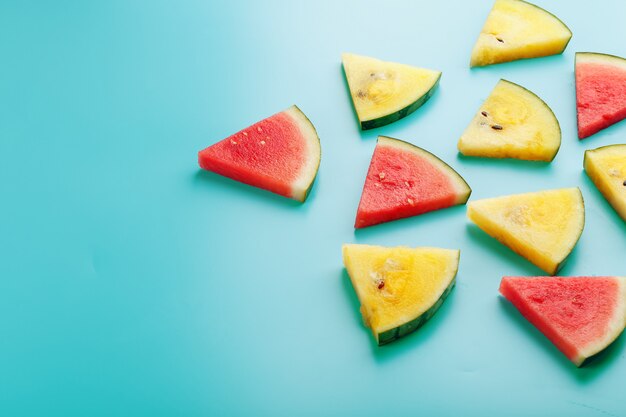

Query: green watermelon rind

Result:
[357,74,442,130]
[552,189,585,275]
[470,0,572,68]
[283,105,322,202]
[468,188,585,275]
[500,276,626,367]
[515,0,572,46]
[473,79,561,162]
[458,78,562,162]
[576,53,626,139]
[378,271,457,346]
[583,144,626,222]
[578,277,626,366]
[378,136,472,205]
[576,52,626,69]
[501,79,562,162]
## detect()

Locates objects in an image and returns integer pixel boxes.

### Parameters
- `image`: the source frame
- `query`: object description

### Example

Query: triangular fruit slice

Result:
[576,52,626,139]
[343,244,459,345]
[342,53,441,130]
[584,144,626,221]
[470,0,572,67]
[500,276,626,366]
[355,136,471,228]
[198,105,321,202]
[467,188,584,275]
[458,79,561,161]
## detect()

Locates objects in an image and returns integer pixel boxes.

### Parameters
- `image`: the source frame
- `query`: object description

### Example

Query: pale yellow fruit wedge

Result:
[342,53,441,130]
[458,79,560,161]
[584,144,626,221]
[468,188,584,275]
[470,0,572,67]
[343,244,459,345]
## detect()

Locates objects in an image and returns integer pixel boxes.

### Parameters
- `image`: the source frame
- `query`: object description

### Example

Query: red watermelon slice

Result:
[576,52,626,139]
[198,106,321,202]
[500,276,626,366]
[354,136,471,228]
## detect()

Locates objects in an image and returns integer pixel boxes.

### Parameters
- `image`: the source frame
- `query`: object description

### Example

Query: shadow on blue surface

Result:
[498,297,626,382]
[193,169,319,210]
[340,268,459,363]
[465,224,544,275]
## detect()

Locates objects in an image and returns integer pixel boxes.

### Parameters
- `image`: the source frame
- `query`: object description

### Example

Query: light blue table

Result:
[2,1,626,415]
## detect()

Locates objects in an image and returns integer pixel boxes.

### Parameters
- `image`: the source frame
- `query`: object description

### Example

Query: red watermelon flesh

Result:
[500,276,626,366]
[576,52,626,139]
[354,136,471,228]
[198,106,321,202]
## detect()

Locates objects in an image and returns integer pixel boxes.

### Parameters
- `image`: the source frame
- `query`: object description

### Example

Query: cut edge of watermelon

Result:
[578,277,626,365]
[500,79,562,161]
[283,105,322,202]
[576,52,626,139]
[500,276,626,367]
[516,0,573,40]
[359,74,442,130]
[458,78,561,161]
[378,136,472,205]
[583,144,626,221]
[341,53,442,130]
[376,249,460,345]
[576,52,626,70]
[469,0,572,68]
[467,187,585,275]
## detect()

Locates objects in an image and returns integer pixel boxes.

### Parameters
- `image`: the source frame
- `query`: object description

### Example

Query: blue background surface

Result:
[2,0,626,415]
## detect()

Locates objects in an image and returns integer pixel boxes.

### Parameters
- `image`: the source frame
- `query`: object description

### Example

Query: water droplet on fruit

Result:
[404,181,410,188]
[379,172,385,180]
[407,198,415,206]
[242,132,248,136]
[230,139,238,145]
[260,140,266,145]
[257,127,262,133]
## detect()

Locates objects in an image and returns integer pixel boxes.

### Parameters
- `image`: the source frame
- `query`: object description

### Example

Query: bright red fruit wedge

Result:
[500,276,626,366]
[198,106,321,202]
[576,52,626,139]
[354,136,471,228]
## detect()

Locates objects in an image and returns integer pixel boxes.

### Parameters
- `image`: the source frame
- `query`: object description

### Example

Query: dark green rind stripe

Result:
[519,0,572,46]
[291,105,322,203]
[377,278,456,346]
[500,79,561,162]
[577,331,626,367]
[360,74,441,130]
